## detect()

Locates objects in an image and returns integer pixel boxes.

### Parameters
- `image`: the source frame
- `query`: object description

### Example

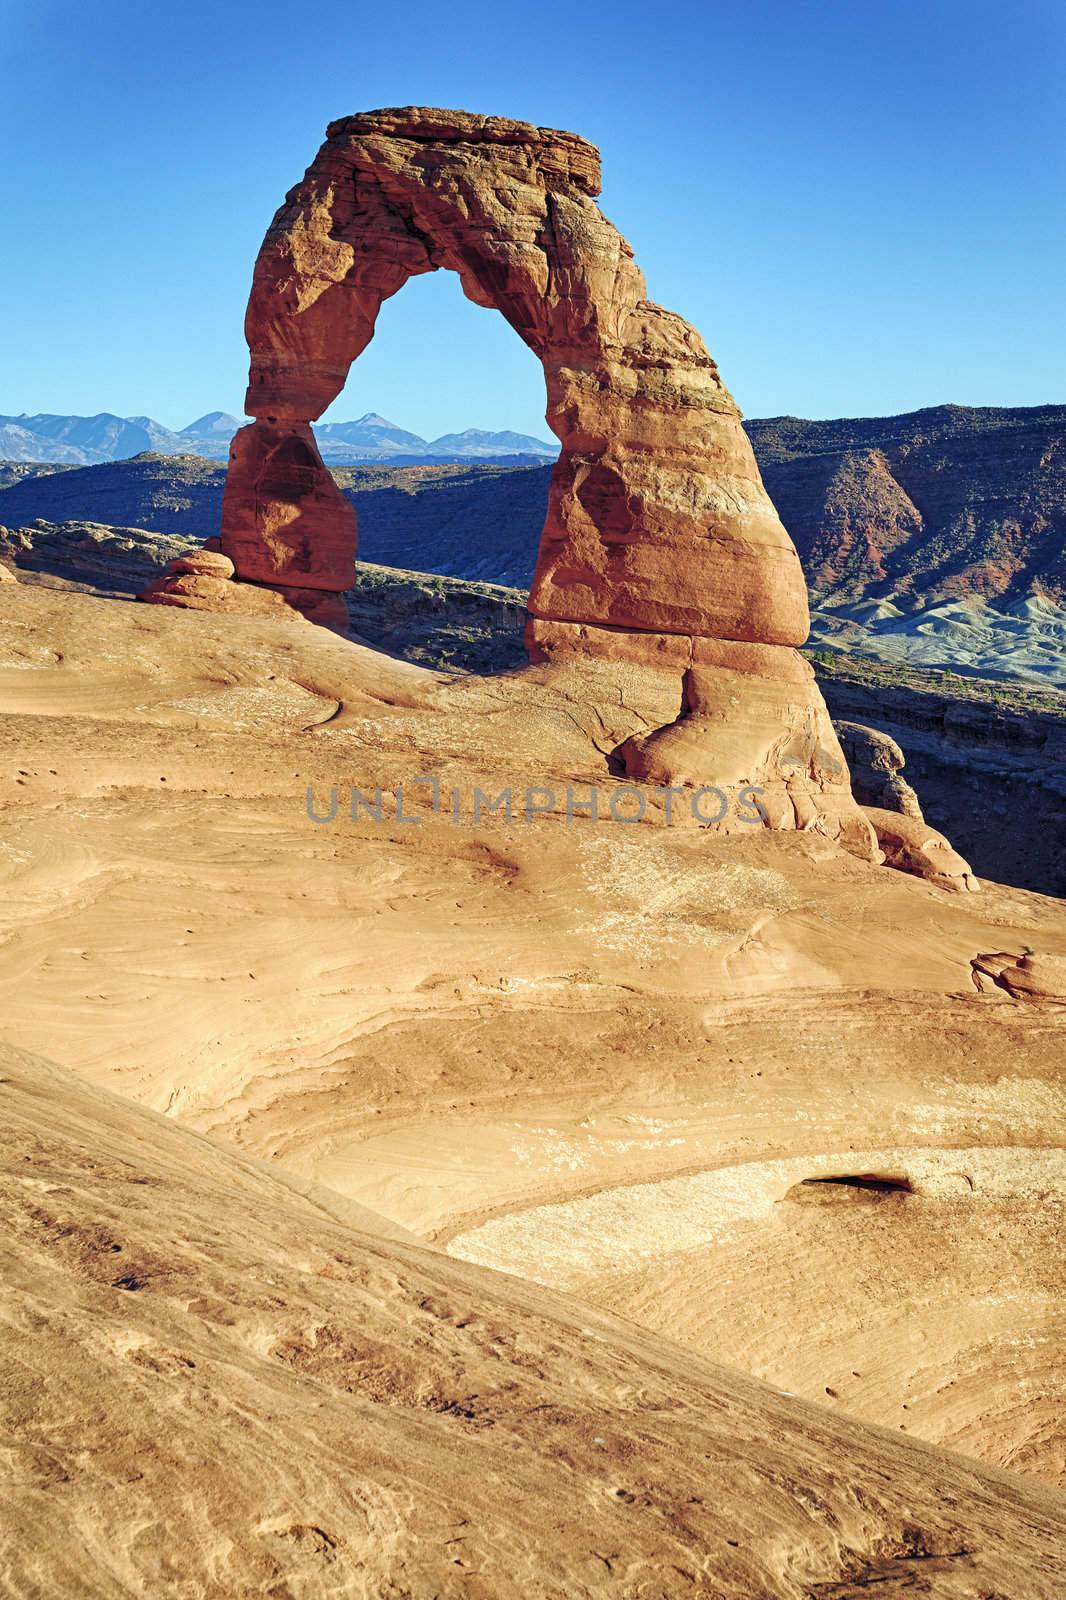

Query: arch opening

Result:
[316,269,553,461]
[300,272,557,666]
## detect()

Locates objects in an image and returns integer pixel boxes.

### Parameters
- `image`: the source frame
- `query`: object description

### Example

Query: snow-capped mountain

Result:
[0,410,557,466]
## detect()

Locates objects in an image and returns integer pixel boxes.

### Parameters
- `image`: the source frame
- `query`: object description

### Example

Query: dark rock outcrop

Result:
[819,666,1066,896]
[835,722,924,818]
[748,405,1066,607]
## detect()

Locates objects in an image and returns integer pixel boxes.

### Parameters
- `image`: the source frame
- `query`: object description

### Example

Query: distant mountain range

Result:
[0,410,558,467]
[2,402,1062,628]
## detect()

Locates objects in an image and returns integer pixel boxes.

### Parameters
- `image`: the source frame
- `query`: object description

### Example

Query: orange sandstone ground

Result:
[1,583,1065,1594]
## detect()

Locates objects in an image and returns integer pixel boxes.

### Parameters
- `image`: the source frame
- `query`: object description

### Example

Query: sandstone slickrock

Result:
[141,570,309,621]
[3,583,1066,1510]
[997,953,1066,1001]
[524,620,875,852]
[166,549,235,579]
[6,1039,1066,1599]
[140,569,349,631]
[973,951,1066,1002]
[139,536,350,629]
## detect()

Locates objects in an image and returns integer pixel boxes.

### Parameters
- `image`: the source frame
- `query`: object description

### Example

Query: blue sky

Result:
[2,0,1063,440]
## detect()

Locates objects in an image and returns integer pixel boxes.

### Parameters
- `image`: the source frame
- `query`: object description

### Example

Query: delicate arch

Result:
[220,107,809,649]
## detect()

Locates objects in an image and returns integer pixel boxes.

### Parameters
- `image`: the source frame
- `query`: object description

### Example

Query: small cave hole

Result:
[782,1172,914,1205]
[807,1173,913,1193]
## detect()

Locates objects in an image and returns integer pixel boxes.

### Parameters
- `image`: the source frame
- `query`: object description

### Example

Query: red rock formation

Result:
[211,107,899,855]
[527,619,872,849]
[140,550,348,630]
[220,422,356,592]
[224,106,807,647]
[169,550,236,579]
[973,951,1066,1000]
[864,808,979,893]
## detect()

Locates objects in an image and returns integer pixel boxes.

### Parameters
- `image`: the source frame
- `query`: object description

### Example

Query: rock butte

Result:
[142,105,913,857]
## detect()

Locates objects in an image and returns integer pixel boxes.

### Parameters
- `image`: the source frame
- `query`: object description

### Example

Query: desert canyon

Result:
[2,107,1065,1598]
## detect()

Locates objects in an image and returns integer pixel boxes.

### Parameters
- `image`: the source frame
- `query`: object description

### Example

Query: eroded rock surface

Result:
[865,806,980,892]
[6,1039,1065,1599]
[221,420,356,592]
[2,584,1065,1501]
[167,549,235,579]
[835,720,924,818]
[973,951,1066,1001]
[140,544,349,631]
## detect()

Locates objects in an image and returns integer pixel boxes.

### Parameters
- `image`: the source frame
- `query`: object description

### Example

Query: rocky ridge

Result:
[749,404,1066,608]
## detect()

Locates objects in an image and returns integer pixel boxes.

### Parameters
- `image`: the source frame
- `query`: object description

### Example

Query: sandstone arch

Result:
[212,107,878,853]
[219,106,807,647]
